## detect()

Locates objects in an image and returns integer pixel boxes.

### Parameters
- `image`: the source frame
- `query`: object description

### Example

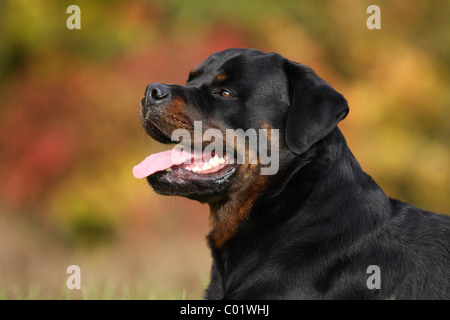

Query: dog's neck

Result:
[205,128,393,298]
[208,127,392,254]
[207,166,270,249]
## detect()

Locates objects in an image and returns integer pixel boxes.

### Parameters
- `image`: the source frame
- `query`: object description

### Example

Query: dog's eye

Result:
[220,90,232,98]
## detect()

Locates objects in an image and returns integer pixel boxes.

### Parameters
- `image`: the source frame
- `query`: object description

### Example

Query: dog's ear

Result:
[284,60,349,154]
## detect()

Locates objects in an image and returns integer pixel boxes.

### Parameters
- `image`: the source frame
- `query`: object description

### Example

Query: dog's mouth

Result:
[133,119,239,195]
[133,147,236,179]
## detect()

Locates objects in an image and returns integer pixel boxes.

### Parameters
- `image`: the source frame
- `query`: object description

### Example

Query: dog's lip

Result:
[152,160,238,184]
[144,118,174,144]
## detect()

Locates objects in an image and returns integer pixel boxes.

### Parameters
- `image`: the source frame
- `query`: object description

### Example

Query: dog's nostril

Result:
[146,83,171,104]
[151,87,168,100]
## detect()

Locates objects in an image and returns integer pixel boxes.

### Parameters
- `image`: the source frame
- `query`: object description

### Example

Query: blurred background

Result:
[0,0,449,299]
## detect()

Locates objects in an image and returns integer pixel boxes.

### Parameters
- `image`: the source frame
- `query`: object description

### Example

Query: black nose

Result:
[145,83,171,105]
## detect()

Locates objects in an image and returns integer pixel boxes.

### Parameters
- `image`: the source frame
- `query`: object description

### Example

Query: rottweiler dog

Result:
[135,48,450,299]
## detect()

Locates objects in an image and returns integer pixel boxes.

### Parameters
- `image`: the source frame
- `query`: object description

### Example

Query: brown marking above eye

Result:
[215,72,228,83]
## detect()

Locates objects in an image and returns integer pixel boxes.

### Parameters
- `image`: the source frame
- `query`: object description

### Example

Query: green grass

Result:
[0,282,189,300]
[0,267,205,300]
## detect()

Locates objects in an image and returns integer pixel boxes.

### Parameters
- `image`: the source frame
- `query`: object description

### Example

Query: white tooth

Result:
[218,157,225,164]
[193,166,200,172]
[210,157,219,166]
[214,155,222,166]
[202,163,211,170]
[165,168,172,172]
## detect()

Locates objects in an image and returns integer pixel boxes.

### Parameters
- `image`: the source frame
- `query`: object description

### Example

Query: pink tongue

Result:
[133,148,199,179]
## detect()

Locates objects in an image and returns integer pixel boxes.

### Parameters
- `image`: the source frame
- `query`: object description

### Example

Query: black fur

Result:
[140,48,450,299]
[208,128,450,299]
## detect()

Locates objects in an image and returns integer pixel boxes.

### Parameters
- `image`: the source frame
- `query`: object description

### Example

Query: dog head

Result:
[135,48,348,204]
